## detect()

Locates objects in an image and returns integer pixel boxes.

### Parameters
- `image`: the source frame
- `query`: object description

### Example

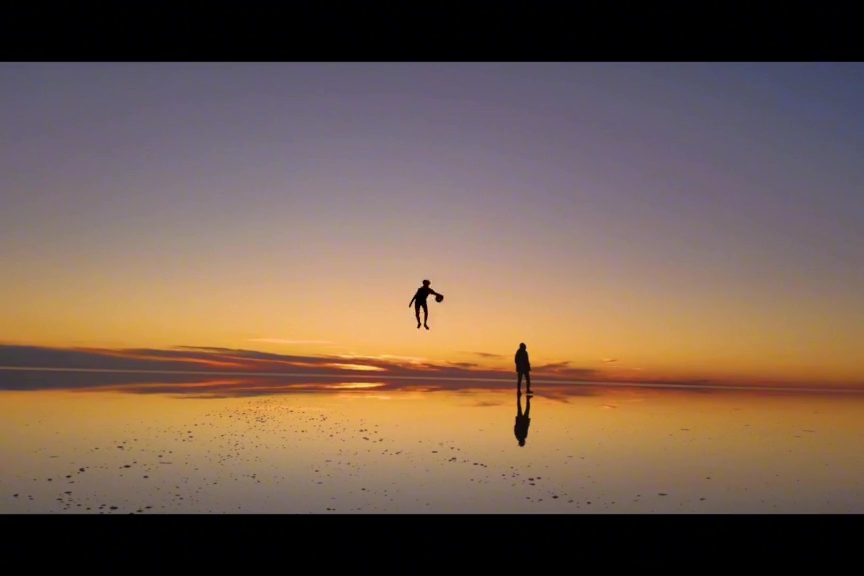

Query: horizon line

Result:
[2,366,863,394]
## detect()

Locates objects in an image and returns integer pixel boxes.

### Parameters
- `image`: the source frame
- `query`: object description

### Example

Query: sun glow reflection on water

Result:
[1,382,863,513]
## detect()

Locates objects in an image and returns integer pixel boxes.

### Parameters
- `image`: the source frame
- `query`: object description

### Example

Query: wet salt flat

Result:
[2,384,863,513]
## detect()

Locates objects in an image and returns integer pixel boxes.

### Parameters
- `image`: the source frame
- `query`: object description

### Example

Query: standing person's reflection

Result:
[514,392,531,447]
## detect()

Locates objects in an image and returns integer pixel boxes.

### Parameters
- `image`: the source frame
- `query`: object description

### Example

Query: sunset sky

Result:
[2,62,863,387]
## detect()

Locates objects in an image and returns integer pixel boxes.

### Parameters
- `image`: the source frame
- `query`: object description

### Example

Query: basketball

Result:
[435,294,444,303]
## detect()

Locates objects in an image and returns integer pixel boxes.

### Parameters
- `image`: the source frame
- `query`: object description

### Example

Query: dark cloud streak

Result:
[0,343,601,381]
[1,344,862,397]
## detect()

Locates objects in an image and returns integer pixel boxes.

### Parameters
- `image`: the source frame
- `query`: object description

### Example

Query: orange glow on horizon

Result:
[324,363,387,372]
[0,339,862,391]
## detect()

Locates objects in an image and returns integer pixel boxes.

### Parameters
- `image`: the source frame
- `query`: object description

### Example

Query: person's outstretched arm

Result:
[409,294,416,307]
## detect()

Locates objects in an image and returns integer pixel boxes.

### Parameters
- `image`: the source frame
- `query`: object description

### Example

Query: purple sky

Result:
[2,63,863,383]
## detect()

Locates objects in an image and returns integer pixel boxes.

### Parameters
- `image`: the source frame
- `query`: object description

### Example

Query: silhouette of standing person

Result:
[514,392,531,447]
[408,279,440,330]
[515,342,532,394]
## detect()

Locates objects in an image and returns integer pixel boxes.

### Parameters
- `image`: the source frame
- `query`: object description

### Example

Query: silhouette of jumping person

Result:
[408,279,440,330]
[514,392,531,447]
[515,342,531,394]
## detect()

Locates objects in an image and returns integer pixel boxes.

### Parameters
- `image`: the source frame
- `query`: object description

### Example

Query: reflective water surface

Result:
[2,378,863,513]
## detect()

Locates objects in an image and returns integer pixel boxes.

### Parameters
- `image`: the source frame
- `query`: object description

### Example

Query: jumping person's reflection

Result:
[514,392,531,447]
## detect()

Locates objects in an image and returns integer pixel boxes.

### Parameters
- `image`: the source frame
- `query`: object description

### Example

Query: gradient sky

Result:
[2,62,863,385]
